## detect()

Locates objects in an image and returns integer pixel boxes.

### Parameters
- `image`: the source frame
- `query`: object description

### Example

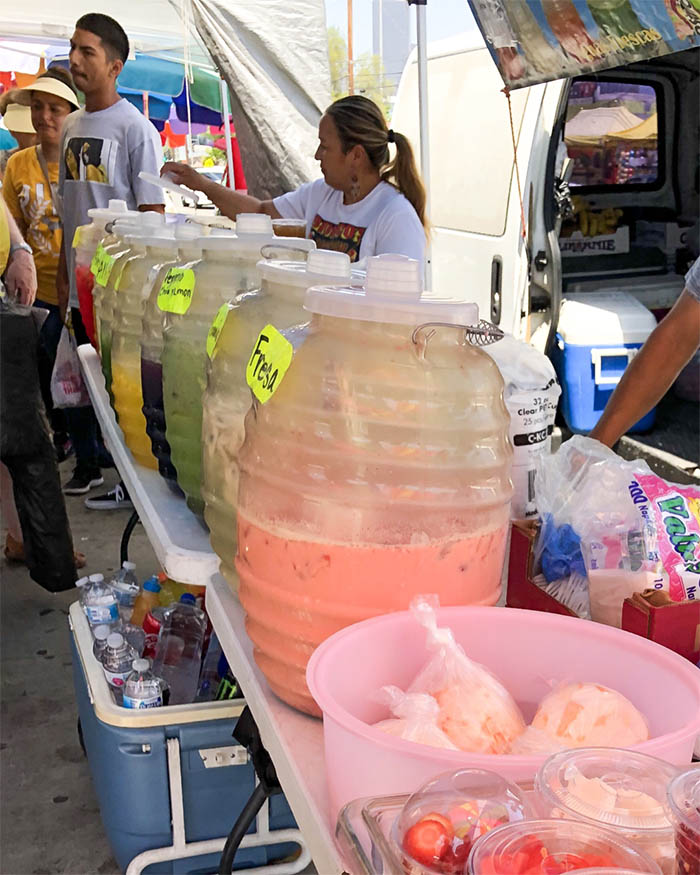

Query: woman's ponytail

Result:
[326,95,428,231]
[380,132,427,231]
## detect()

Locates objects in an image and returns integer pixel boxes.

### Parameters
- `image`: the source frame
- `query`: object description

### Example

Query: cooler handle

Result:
[591,347,637,386]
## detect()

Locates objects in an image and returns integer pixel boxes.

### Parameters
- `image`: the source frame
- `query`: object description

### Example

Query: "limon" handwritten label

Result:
[206,303,232,359]
[90,243,116,287]
[246,324,293,404]
[157,268,196,314]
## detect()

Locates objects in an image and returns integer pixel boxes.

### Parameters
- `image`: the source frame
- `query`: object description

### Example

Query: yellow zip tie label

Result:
[157,268,196,314]
[90,243,115,287]
[246,324,293,404]
[206,303,232,360]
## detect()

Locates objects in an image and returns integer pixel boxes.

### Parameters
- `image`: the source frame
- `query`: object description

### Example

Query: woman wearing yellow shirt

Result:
[3,69,80,457]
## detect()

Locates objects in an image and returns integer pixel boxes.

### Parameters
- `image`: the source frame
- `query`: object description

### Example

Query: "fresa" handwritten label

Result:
[157,268,196,314]
[246,324,293,404]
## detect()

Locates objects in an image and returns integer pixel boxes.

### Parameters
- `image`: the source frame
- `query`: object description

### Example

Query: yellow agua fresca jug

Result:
[235,254,514,714]
[202,248,353,585]
[111,227,177,470]
[160,214,314,520]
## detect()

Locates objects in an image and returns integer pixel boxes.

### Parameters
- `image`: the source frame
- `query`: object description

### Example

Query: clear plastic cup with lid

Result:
[667,765,700,875]
[236,253,513,714]
[535,748,677,874]
[393,768,532,875]
[466,819,662,874]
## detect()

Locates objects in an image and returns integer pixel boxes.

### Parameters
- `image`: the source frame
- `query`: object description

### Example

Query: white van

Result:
[392,36,699,352]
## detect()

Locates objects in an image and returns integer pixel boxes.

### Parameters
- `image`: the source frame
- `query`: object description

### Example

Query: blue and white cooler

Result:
[69,603,308,875]
[551,290,658,434]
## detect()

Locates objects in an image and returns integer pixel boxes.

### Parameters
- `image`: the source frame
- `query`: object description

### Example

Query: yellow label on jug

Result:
[72,225,87,249]
[246,324,293,404]
[157,268,196,314]
[206,303,232,360]
[90,243,115,287]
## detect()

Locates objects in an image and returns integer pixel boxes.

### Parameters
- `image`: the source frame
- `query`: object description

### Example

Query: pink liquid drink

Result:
[237,516,509,714]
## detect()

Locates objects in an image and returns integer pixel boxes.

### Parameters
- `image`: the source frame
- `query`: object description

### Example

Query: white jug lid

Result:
[88,199,139,225]
[236,213,273,235]
[304,254,479,325]
[258,249,352,289]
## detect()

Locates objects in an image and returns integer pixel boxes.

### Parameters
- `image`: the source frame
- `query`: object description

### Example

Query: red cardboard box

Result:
[506,522,700,663]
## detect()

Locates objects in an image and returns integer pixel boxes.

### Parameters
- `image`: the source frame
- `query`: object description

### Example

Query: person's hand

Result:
[161,161,207,193]
[5,248,37,305]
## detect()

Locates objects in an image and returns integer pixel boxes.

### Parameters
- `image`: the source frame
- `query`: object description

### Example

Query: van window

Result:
[392,48,529,237]
[564,79,660,189]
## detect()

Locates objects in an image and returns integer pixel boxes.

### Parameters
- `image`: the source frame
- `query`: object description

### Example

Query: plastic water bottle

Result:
[92,625,112,661]
[83,574,120,628]
[123,658,165,709]
[75,575,91,610]
[101,633,137,704]
[152,594,207,705]
[110,561,140,621]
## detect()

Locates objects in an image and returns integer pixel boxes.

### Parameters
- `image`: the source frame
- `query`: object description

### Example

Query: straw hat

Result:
[1,102,35,134]
[16,73,80,111]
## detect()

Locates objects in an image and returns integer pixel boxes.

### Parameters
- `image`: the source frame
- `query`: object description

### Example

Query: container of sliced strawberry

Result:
[466,819,662,874]
[393,768,532,874]
[667,766,700,875]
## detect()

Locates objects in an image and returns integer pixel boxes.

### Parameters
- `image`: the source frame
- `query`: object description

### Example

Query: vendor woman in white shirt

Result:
[161,95,427,264]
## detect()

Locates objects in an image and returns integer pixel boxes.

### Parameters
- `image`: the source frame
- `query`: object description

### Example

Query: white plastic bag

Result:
[407,596,526,753]
[536,435,700,624]
[485,335,560,520]
[50,324,90,408]
[372,685,458,750]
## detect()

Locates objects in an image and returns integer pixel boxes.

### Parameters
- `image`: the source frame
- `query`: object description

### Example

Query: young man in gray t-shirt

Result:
[57,13,164,501]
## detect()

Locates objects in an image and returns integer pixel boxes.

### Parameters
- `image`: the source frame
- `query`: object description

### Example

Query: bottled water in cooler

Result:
[101,633,137,704]
[152,594,206,705]
[93,625,112,661]
[80,573,119,628]
[110,561,140,621]
[123,659,165,709]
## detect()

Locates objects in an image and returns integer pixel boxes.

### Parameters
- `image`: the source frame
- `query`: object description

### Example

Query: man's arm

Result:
[3,203,37,306]
[161,162,280,221]
[590,289,700,448]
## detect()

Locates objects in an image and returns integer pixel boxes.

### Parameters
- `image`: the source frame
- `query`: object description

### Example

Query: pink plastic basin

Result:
[306,606,700,823]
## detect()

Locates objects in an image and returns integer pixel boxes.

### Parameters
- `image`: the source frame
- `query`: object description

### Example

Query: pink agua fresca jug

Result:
[235,254,513,714]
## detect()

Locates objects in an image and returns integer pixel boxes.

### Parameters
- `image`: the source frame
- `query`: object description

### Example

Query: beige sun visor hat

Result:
[16,75,80,112]
[1,102,35,134]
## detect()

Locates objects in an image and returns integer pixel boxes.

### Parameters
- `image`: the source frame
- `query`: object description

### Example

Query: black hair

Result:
[38,67,79,101]
[75,13,129,64]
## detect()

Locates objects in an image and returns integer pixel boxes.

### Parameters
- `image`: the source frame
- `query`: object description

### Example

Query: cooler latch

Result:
[198,745,249,768]
[590,347,638,386]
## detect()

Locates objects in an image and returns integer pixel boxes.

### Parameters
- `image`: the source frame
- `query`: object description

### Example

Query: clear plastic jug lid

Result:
[258,249,352,288]
[174,223,204,241]
[236,213,273,235]
[88,199,139,224]
[304,253,479,325]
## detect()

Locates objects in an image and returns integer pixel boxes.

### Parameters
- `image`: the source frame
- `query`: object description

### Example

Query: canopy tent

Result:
[606,112,658,144]
[564,106,644,139]
[0,0,330,195]
[565,109,657,149]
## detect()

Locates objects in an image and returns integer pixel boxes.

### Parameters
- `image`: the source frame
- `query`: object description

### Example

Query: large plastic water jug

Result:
[96,213,165,402]
[202,248,353,584]
[141,225,204,488]
[160,214,314,519]
[111,229,175,469]
[236,254,513,714]
[73,200,137,346]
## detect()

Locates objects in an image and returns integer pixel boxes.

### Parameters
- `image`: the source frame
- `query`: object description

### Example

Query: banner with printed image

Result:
[468,0,700,89]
